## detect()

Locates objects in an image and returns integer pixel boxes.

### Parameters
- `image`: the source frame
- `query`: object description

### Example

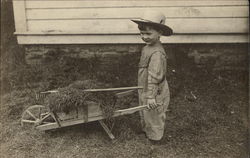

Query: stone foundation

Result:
[25,44,248,72]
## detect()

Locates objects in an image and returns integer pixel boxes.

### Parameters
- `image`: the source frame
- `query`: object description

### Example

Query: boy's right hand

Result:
[147,98,158,109]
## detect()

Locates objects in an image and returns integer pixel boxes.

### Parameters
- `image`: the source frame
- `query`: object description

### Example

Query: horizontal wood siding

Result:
[26,6,248,19]
[17,34,249,44]
[25,1,249,8]
[13,0,249,44]
[27,18,248,34]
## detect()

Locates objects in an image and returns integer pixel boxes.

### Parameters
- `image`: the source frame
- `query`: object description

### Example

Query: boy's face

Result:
[140,26,162,45]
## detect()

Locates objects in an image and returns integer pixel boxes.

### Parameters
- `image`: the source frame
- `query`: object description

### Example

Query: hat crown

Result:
[141,11,166,25]
[131,10,173,36]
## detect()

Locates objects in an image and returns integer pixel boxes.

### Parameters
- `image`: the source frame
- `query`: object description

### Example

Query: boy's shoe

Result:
[136,130,147,138]
[149,139,165,145]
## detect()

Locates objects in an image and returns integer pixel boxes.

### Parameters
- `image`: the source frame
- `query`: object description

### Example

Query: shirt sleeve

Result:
[146,51,166,99]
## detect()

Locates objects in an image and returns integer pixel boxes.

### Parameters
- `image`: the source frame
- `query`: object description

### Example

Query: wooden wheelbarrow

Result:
[21,86,148,139]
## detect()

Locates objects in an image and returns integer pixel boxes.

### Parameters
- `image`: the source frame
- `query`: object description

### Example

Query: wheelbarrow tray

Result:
[22,86,146,139]
[36,103,148,131]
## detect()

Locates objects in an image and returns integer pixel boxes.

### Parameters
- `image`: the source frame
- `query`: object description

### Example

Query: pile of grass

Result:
[44,80,117,119]
[44,87,87,114]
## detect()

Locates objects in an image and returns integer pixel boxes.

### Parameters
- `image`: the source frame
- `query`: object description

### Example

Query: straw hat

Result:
[131,11,173,36]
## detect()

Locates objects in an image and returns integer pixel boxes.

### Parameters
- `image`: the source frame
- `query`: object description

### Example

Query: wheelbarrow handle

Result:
[83,86,143,92]
[114,105,149,116]
[39,86,143,95]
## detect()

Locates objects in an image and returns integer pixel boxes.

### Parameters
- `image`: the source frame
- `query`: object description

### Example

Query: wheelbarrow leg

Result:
[98,120,115,140]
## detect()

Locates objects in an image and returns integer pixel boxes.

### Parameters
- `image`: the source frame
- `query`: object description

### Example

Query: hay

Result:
[44,87,88,114]
[44,80,117,119]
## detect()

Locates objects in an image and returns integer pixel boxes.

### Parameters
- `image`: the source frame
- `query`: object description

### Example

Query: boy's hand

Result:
[147,98,158,109]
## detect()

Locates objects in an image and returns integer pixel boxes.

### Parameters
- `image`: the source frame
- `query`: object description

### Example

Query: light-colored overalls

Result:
[138,41,170,140]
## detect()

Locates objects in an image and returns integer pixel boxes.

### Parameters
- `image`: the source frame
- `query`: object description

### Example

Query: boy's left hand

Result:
[147,98,158,109]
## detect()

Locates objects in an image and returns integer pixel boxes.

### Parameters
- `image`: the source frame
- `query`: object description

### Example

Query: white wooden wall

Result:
[13,0,249,44]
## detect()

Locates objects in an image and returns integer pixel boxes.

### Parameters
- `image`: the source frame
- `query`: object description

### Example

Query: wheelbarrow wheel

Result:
[21,105,55,128]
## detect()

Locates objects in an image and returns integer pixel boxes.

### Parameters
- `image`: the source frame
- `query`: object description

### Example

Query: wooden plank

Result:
[26,18,249,33]
[12,0,27,32]
[16,34,249,44]
[26,1,249,9]
[88,101,102,117]
[26,6,249,20]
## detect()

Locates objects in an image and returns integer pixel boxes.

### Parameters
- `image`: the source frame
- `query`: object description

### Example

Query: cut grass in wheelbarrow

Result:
[21,80,146,139]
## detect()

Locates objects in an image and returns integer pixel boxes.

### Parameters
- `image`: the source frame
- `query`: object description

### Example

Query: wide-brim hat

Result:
[131,11,173,36]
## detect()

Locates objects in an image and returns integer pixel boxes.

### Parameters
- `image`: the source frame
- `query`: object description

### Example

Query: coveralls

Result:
[138,41,170,140]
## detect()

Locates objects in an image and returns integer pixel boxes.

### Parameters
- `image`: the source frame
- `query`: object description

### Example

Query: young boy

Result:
[131,11,173,141]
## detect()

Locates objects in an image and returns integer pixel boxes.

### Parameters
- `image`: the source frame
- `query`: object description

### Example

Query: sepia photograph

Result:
[1,0,249,157]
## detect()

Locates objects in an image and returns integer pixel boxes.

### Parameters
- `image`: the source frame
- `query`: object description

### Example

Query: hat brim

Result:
[131,19,173,36]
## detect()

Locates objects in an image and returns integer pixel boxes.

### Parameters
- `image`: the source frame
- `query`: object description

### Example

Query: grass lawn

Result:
[0,70,248,158]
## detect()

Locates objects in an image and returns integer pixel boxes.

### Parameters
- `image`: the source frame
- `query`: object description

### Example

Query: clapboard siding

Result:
[25,1,249,8]
[17,34,249,44]
[27,18,248,34]
[13,0,249,44]
[17,34,248,44]
[26,6,248,19]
